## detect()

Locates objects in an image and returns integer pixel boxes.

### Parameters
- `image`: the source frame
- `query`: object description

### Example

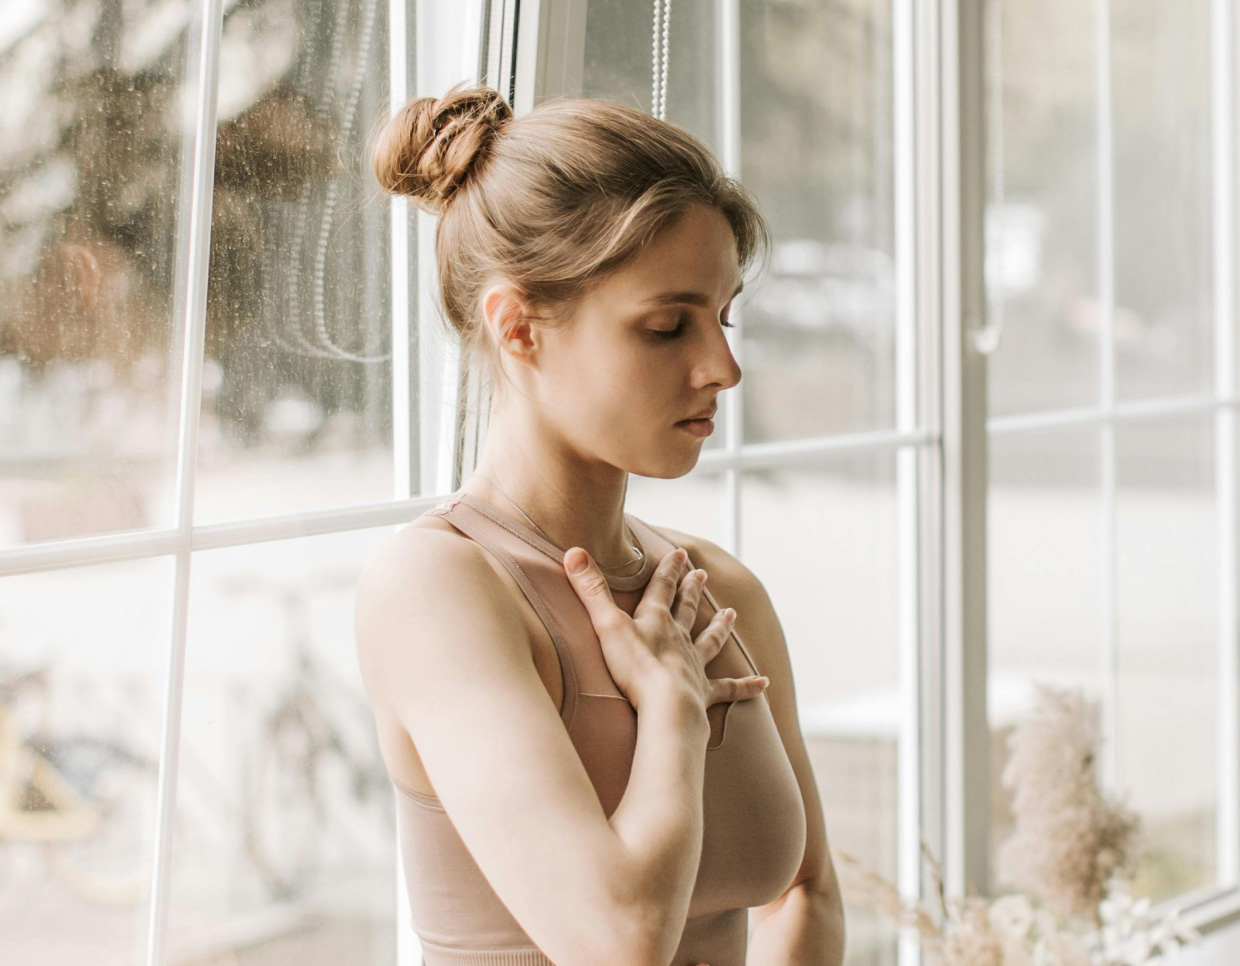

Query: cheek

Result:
[545,324,688,430]
[558,349,675,433]
[560,338,639,396]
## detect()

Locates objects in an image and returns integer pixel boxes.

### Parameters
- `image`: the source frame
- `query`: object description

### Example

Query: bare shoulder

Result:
[355,512,474,608]
[356,507,490,597]
[353,511,525,694]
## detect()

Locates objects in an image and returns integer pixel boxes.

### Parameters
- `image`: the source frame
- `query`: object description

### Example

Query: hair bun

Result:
[371,81,513,214]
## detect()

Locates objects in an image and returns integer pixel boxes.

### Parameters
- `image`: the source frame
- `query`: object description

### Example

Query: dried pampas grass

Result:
[996,684,1141,924]
[837,682,1200,966]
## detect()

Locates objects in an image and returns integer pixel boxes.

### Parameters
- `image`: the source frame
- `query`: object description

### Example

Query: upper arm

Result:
[353,529,648,965]
[660,527,840,907]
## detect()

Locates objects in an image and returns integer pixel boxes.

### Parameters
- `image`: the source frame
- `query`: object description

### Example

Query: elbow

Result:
[600,925,670,966]
[561,921,668,966]
[542,889,673,966]
[605,894,683,966]
[582,848,686,966]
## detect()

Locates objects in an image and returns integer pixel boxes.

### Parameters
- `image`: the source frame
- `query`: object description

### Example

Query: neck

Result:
[461,410,636,570]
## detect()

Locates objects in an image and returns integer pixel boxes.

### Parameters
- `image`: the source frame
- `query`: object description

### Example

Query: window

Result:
[984,0,1233,913]
[1,1,1235,964]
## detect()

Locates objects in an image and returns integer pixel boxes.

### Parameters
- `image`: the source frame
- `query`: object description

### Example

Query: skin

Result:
[462,204,747,562]
[358,203,844,964]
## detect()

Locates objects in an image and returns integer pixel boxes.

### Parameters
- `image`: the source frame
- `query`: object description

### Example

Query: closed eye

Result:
[652,316,736,340]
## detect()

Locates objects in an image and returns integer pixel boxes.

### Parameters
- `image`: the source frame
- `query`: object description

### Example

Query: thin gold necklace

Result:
[467,471,646,576]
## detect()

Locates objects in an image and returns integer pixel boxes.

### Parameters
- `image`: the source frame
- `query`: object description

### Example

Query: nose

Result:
[694,325,742,391]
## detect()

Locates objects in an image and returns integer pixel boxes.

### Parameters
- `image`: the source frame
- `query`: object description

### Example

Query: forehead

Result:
[599,205,741,297]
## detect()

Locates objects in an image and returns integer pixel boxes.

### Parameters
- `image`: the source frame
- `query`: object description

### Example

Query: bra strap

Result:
[428,501,581,728]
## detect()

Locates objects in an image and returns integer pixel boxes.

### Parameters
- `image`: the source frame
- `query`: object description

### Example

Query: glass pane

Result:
[741,459,899,966]
[739,1,896,441]
[0,555,174,964]
[164,527,395,965]
[987,425,1103,885]
[1116,415,1217,899]
[1112,1,1212,403]
[582,0,720,152]
[194,0,396,523]
[989,416,1222,904]
[985,0,1100,417]
[0,0,193,548]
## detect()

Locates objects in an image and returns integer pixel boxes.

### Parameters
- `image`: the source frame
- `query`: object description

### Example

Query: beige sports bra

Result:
[389,491,807,966]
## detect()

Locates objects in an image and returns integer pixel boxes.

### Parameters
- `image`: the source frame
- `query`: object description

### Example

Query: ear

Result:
[481,282,538,364]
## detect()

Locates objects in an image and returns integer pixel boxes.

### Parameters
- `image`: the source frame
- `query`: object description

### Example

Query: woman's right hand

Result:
[563,544,769,715]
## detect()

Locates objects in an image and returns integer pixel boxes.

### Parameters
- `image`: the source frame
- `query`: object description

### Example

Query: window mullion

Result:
[146,1,224,964]
[718,0,743,558]
[1095,0,1120,795]
[391,0,414,503]
[893,0,922,963]
[938,0,991,902]
[388,1,417,961]
[1211,0,1240,890]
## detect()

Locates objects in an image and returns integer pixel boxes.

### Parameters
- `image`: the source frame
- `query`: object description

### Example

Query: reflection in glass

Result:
[195,0,396,522]
[741,460,899,966]
[0,0,192,548]
[165,527,395,965]
[0,555,172,963]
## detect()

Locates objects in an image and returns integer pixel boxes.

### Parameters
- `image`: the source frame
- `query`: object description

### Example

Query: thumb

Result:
[564,547,619,627]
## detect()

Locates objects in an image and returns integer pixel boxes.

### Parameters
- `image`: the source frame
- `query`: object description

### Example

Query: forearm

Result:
[607,687,710,959]
[747,878,846,966]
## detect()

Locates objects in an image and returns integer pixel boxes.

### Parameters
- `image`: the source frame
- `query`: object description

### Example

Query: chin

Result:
[617,425,708,479]
[630,449,703,480]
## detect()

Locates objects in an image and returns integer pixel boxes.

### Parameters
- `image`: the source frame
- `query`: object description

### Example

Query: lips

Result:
[678,408,717,423]
[677,416,714,438]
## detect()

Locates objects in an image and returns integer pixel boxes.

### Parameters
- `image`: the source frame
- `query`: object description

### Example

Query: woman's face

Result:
[530,203,745,479]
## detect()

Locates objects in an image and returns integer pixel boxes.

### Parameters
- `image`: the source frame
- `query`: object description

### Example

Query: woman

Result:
[355,81,845,966]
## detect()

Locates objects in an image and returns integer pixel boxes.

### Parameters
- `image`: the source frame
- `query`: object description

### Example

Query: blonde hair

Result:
[369,81,770,399]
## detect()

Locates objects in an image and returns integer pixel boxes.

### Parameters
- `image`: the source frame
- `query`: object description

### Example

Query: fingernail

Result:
[760,676,770,687]
[567,548,589,574]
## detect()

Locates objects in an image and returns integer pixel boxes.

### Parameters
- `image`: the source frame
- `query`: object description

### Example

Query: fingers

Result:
[696,606,766,705]
[634,546,691,620]
[693,605,736,664]
[563,547,623,631]
[708,673,770,705]
[671,565,707,630]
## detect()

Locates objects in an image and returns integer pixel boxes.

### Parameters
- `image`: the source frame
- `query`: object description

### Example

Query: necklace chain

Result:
[467,472,647,577]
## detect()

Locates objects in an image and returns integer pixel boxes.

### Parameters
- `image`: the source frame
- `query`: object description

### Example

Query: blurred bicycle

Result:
[0,665,159,907]
[218,568,394,902]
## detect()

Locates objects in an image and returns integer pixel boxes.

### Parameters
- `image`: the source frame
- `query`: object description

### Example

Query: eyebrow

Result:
[640,280,744,307]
